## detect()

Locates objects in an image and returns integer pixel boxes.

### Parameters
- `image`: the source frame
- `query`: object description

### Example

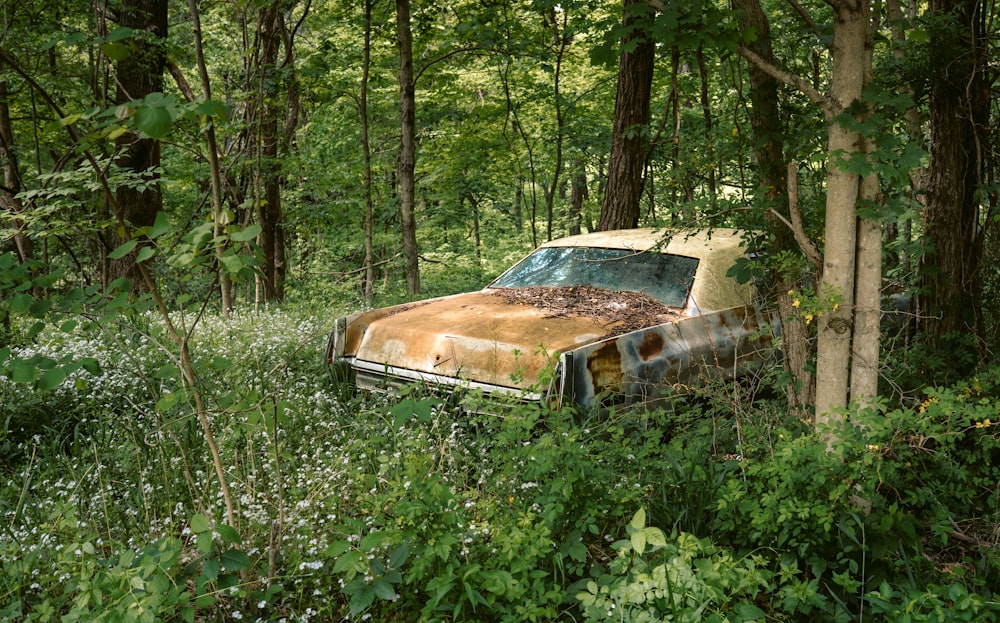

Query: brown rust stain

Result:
[637,331,664,360]
[586,340,624,390]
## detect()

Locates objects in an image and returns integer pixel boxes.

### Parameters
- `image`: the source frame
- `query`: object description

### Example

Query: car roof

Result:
[540,227,747,257]
[539,227,755,312]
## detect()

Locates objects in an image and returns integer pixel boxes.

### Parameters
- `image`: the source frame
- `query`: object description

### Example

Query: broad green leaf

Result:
[148,211,171,239]
[197,531,214,555]
[216,524,241,545]
[37,367,67,391]
[108,239,138,259]
[135,106,173,139]
[11,360,36,384]
[629,507,647,531]
[136,245,156,263]
[348,587,375,615]
[326,540,352,557]
[372,578,397,601]
[190,514,211,534]
[8,293,33,313]
[220,549,251,572]
[360,531,392,551]
[101,41,129,61]
[229,224,261,243]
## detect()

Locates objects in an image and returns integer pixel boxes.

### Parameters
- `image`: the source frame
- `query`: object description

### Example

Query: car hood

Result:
[349,290,627,391]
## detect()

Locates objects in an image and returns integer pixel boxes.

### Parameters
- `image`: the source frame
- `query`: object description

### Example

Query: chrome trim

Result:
[351,358,543,401]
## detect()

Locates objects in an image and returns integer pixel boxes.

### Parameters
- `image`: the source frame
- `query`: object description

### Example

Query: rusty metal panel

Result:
[565,305,775,409]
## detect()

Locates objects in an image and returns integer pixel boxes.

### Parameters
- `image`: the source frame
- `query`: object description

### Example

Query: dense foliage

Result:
[1,280,998,621]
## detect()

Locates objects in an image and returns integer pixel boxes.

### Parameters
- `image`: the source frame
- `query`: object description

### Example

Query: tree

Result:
[251,0,307,303]
[738,0,878,422]
[107,0,168,288]
[918,0,992,368]
[732,0,817,411]
[0,74,34,270]
[396,0,420,296]
[597,0,654,231]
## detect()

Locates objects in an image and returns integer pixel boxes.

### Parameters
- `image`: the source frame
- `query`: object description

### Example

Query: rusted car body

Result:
[327,228,775,410]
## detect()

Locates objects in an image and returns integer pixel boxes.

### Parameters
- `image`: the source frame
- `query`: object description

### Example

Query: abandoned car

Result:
[326,228,775,410]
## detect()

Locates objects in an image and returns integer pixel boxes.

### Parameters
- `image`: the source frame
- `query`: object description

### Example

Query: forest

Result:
[1,0,999,621]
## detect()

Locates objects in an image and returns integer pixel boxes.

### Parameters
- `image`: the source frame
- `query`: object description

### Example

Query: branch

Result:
[737,45,836,119]
[785,0,822,37]
[771,161,823,270]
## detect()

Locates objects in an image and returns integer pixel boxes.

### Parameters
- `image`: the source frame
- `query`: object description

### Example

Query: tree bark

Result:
[919,0,990,366]
[597,0,655,231]
[732,0,816,412]
[0,75,35,270]
[361,0,375,306]
[256,3,289,303]
[396,0,420,295]
[108,0,167,289]
[814,0,869,423]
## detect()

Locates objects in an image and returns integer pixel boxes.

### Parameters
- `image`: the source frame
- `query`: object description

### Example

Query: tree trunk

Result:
[0,76,35,270]
[814,0,869,423]
[919,0,990,366]
[396,0,420,295]
[732,0,816,412]
[597,0,654,231]
[569,165,587,236]
[257,3,288,303]
[185,0,233,316]
[108,0,167,289]
[361,0,375,306]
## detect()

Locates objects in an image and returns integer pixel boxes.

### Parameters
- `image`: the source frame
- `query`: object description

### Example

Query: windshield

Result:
[489,247,699,308]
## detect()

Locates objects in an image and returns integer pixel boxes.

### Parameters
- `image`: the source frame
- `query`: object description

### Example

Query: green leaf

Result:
[194,100,231,120]
[37,367,67,391]
[101,41,130,61]
[10,360,36,384]
[388,544,410,569]
[348,587,375,615]
[326,540,352,557]
[9,293,33,313]
[372,578,398,601]
[136,245,156,263]
[229,224,261,243]
[197,531,214,555]
[216,524,241,545]
[220,549,251,572]
[629,507,647,531]
[148,211,171,239]
[360,531,392,551]
[190,514,211,534]
[134,105,173,139]
[108,239,138,259]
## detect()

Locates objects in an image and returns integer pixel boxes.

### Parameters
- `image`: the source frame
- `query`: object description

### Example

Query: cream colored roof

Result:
[540,228,756,312]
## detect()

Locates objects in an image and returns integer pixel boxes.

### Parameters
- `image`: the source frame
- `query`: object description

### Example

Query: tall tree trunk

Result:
[732,0,816,412]
[361,0,375,306]
[598,0,655,231]
[257,3,288,303]
[542,5,568,241]
[0,76,35,270]
[396,0,420,295]
[814,0,870,423]
[108,0,167,289]
[919,0,990,366]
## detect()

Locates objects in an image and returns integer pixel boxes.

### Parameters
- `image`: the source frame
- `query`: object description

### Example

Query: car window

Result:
[489,247,699,308]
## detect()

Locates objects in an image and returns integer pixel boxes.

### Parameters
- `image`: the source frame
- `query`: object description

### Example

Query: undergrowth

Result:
[1,306,998,622]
